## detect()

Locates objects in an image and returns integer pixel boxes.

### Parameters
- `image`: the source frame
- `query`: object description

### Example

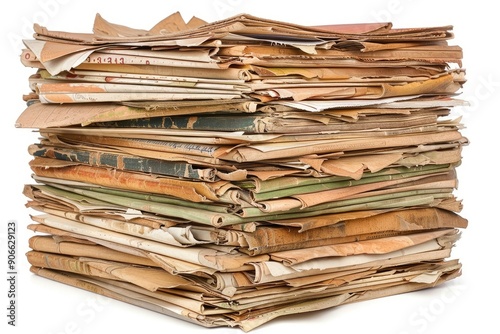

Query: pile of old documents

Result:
[16,12,468,331]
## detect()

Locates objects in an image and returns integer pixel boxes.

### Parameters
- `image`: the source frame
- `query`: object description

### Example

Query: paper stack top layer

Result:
[16,11,468,332]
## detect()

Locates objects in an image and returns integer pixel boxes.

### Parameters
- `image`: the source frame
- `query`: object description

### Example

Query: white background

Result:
[1,1,497,333]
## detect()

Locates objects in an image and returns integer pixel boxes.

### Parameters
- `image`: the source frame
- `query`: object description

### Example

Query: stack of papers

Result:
[16,12,468,332]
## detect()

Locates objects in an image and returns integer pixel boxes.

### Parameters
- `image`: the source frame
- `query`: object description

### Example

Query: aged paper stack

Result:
[16,12,468,331]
